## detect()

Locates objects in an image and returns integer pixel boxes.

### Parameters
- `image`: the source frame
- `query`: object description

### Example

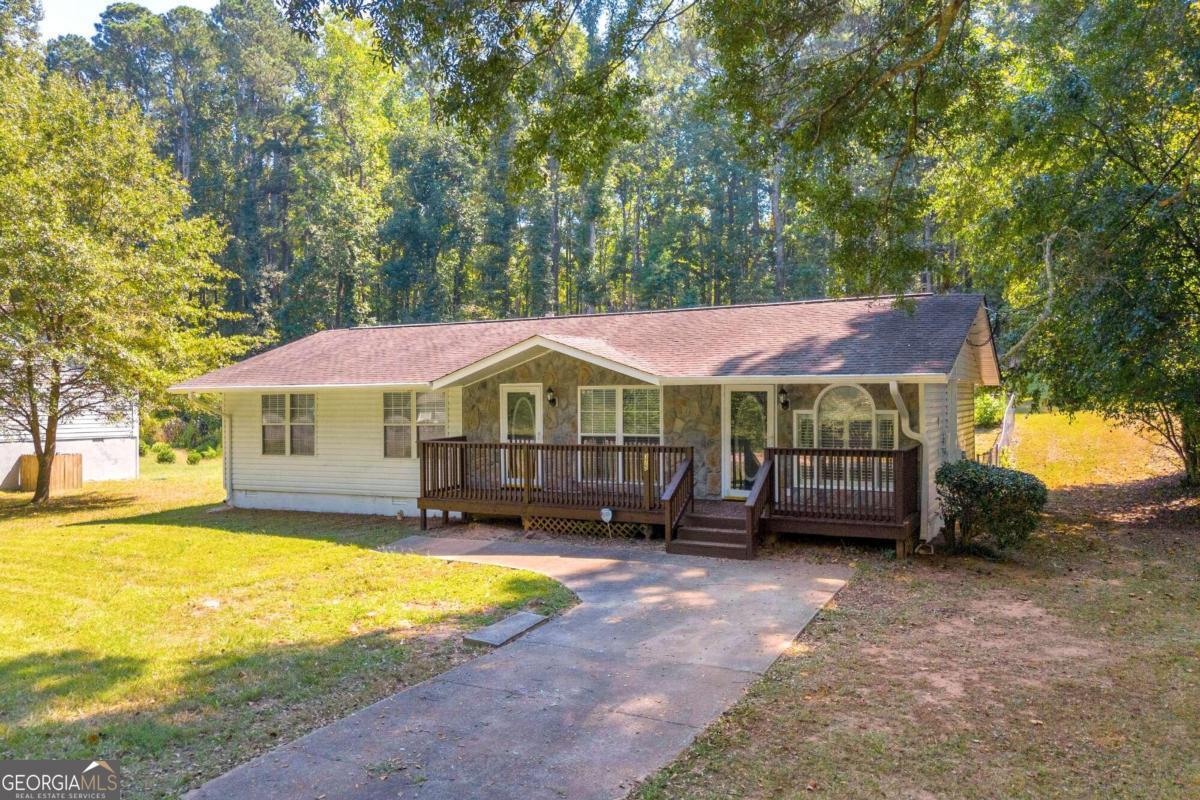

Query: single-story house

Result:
[170,294,1000,558]
[1,402,139,490]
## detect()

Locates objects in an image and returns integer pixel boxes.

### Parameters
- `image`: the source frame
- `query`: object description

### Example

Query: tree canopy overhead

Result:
[26,0,1200,481]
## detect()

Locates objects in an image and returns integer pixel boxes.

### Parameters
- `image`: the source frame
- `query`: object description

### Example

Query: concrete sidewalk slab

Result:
[186,536,850,800]
[463,610,548,646]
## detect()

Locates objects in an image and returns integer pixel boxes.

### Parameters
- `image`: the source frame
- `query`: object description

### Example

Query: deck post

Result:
[522,445,533,506]
[642,449,653,510]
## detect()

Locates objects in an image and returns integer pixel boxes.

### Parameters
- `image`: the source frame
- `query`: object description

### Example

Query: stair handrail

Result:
[743,457,774,559]
[660,452,694,543]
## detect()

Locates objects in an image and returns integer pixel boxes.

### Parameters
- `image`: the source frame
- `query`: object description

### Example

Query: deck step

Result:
[674,525,746,545]
[666,539,752,560]
[681,513,744,531]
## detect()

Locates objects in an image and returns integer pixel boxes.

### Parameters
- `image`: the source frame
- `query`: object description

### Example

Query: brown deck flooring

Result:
[692,499,744,519]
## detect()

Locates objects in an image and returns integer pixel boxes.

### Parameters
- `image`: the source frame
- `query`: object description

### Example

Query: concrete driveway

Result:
[187,536,849,800]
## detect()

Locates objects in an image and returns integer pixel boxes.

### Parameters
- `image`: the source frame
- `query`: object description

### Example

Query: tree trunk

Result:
[1183,412,1200,487]
[771,159,786,300]
[30,368,61,505]
[548,157,561,314]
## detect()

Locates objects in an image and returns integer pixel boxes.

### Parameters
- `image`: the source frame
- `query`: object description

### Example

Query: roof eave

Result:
[430,334,662,389]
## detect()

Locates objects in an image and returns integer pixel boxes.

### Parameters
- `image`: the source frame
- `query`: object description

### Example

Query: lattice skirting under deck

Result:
[523,516,655,539]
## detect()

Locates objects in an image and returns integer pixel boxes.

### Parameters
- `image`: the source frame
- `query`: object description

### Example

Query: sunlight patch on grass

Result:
[1011,411,1178,489]
[0,456,572,798]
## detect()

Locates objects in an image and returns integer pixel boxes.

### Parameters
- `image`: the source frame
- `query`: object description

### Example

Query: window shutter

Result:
[876,412,897,450]
[795,411,815,448]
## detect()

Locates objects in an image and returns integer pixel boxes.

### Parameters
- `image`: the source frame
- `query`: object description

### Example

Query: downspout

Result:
[890,381,934,552]
[888,381,923,444]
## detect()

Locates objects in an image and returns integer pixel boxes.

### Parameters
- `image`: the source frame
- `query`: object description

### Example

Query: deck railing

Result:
[420,439,692,514]
[743,456,774,557]
[661,456,694,542]
[768,446,920,524]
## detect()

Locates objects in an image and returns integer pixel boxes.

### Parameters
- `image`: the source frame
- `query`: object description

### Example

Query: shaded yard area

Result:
[0,456,573,799]
[636,412,1200,799]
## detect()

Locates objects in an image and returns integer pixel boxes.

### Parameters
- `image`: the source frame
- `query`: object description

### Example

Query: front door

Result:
[722,385,776,498]
[500,384,542,485]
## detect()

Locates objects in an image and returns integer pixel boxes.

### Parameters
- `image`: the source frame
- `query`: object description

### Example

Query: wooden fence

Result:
[18,453,83,492]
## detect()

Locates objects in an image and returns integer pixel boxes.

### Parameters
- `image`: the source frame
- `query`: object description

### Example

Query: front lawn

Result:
[635,412,1200,799]
[0,455,572,799]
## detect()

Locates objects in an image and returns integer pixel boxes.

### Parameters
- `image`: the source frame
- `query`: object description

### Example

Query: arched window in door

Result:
[817,385,876,449]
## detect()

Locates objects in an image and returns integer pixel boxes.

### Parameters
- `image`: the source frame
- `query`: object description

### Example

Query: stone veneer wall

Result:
[463,362,923,500]
[461,352,650,445]
[662,385,722,498]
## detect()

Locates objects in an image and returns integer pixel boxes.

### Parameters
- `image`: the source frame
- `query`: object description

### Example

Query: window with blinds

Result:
[289,394,316,455]
[384,392,412,458]
[579,388,618,444]
[621,387,661,445]
[261,394,315,455]
[796,395,900,451]
[416,392,448,442]
[262,394,286,455]
[578,387,661,445]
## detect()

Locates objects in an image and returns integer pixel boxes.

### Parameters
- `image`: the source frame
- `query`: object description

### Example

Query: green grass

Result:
[634,412,1200,799]
[0,455,573,799]
[1008,410,1178,489]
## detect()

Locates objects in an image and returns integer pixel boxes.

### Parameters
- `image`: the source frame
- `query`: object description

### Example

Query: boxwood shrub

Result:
[151,442,176,464]
[935,460,1047,553]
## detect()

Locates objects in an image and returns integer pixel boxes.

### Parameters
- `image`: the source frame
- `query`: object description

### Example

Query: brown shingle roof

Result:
[171,294,989,391]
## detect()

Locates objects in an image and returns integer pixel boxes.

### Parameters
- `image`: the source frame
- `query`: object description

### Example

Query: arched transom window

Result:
[794,385,899,450]
[818,386,875,449]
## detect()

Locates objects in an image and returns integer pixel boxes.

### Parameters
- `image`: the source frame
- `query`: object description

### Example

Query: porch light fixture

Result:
[546,387,557,407]
[777,388,790,410]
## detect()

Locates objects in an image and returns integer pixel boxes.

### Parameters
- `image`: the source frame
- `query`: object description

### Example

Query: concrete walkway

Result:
[187,537,849,800]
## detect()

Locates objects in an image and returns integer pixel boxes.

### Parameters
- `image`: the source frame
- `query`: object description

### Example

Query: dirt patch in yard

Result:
[636,421,1200,800]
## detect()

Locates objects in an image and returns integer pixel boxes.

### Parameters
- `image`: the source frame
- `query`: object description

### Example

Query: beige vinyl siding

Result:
[224,387,461,500]
[920,382,950,540]
[951,340,982,459]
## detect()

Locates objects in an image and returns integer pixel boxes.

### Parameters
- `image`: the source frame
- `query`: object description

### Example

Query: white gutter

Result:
[889,380,924,444]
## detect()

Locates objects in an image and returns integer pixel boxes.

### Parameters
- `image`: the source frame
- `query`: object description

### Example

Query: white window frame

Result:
[383,390,450,460]
[793,409,816,448]
[383,392,413,459]
[874,410,900,450]
[261,393,316,457]
[577,385,663,484]
[720,384,777,499]
[415,391,449,445]
[576,386,663,446]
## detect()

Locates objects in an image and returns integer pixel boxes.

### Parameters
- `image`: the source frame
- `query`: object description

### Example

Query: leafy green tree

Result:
[0,57,251,502]
[930,0,1200,483]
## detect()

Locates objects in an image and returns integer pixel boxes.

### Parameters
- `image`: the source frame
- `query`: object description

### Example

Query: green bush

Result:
[199,446,218,460]
[936,460,1047,553]
[186,450,202,465]
[155,447,177,464]
[974,391,1004,428]
[138,440,149,457]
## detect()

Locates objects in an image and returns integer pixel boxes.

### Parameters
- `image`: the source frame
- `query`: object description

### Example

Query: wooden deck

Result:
[418,439,921,557]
